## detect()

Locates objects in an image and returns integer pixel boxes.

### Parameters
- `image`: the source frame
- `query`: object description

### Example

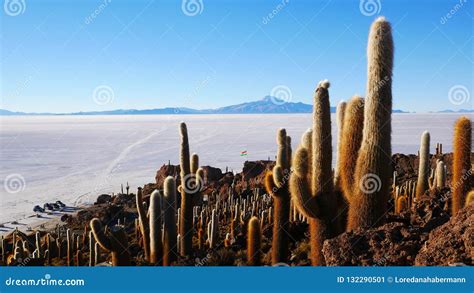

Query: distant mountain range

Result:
[435,109,474,113]
[2,96,464,116]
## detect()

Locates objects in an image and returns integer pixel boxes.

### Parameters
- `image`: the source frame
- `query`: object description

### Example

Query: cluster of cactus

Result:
[2,223,100,266]
[134,177,178,266]
[2,17,472,269]
[287,17,393,265]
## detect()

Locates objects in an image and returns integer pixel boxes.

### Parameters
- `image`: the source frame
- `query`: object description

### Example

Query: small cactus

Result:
[435,161,446,188]
[466,190,474,206]
[163,176,177,266]
[415,131,430,199]
[247,217,261,266]
[136,187,150,262]
[90,218,131,266]
[149,190,163,265]
[89,231,95,266]
[66,229,73,266]
[395,195,408,214]
[452,117,472,214]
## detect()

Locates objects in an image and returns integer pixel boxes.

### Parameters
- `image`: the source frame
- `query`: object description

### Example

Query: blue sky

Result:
[1,0,472,113]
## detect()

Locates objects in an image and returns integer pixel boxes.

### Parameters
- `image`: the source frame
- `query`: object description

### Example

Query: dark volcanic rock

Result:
[95,194,112,204]
[322,188,452,266]
[322,222,424,266]
[415,204,473,266]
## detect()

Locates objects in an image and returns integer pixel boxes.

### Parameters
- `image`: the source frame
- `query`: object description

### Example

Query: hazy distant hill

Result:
[0,96,412,115]
[436,109,474,113]
[208,96,317,114]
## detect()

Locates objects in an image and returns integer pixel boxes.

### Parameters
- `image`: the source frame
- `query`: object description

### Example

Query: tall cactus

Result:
[348,17,394,230]
[149,190,163,265]
[89,231,95,266]
[179,122,204,256]
[415,131,430,199]
[264,128,291,264]
[136,187,150,262]
[66,229,73,266]
[290,80,339,266]
[163,176,177,266]
[452,117,472,214]
[247,216,261,266]
[90,218,130,266]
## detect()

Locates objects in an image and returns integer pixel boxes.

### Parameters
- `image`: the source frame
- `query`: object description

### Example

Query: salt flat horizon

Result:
[0,113,469,224]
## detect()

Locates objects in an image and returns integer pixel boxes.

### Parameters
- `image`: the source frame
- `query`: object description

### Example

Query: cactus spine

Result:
[264,128,291,264]
[90,218,131,266]
[290,80,339,266]
[415,131,430,199]
[247,216,261,266]
[163,176,177,266]
[149,190,163,265]
[136,187,150,262]
[452,117,472,214]
[348,17,394,230]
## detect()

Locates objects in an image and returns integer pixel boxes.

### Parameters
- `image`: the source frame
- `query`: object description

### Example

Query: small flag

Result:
[240,150,248,156]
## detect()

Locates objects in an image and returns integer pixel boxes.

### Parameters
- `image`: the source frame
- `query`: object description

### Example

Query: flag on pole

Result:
[240,150,248,156]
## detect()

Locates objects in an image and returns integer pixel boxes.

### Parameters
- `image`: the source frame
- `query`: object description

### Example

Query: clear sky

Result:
[1,0,472,113]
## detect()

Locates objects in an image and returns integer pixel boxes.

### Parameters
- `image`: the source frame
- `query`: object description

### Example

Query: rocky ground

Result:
[1,153,473,266]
